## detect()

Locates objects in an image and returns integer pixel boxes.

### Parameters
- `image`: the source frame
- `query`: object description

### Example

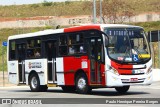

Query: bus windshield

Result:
[105,28,151,63]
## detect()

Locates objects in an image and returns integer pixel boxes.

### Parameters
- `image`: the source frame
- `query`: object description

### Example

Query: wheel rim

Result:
[31,76,37,89]
[77,77,86,89]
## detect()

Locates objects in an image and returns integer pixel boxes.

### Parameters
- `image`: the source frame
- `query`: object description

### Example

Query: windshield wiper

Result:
[124,28,132,58]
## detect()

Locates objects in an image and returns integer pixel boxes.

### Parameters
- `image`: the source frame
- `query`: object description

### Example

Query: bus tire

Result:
[61,86,75,92]
[115,86,130,94]
[29,73,41,92]
[75,73,91,94]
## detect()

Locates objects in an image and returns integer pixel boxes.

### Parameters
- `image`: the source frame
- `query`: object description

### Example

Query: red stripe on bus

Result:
[100,64,106,86]
[64,25,101,33]
[63,56,89,85]
[111,61,133,75]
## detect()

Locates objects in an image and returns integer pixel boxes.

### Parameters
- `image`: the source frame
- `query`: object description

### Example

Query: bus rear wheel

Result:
[115,86,130,94]
[29,73,48,92]
[29,74,40,92]
[75,73,91,94]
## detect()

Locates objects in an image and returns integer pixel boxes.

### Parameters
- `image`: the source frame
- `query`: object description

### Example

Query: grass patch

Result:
[131,21,160,31]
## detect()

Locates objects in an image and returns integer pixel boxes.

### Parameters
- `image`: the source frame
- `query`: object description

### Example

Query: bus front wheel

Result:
[75,73,91,94]
[115,86,130,94]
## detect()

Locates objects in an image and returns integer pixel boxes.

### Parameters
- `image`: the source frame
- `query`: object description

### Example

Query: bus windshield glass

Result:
[104,28,151,63]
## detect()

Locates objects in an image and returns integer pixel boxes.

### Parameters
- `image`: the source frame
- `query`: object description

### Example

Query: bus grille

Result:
[121,78,145,83]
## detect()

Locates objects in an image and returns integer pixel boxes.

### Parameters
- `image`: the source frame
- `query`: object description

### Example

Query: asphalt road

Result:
[0,81,160,107]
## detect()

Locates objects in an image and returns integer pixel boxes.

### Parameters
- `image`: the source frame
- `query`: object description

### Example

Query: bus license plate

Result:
[130,78,138,82]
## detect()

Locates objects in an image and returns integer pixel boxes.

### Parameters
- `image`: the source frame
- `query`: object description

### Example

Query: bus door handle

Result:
[19,61,25,65]
[18,62,22,65]
[48,61,53,63]
[9,72,17,75]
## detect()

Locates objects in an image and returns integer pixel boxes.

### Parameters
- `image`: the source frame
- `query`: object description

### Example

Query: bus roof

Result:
[8,24,143,40]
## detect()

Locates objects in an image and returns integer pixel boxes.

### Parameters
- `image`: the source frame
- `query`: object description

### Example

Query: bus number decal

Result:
[81,60,88,69]
[28,62,42,69]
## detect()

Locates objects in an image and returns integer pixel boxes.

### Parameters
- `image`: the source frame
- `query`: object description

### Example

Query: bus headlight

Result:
[107,65,119,76]
[146,66,152,74]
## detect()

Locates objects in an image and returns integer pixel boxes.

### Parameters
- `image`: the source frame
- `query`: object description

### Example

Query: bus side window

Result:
[59,35,68,56]
[68,33,85,54]
[59,35,67,45]
[59,46,68,55]
[27,49,34,58]
[26,39,41,58]
[10,41,16,60]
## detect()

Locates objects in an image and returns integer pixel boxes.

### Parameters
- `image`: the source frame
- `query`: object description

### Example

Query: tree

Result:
[97,0,135,24]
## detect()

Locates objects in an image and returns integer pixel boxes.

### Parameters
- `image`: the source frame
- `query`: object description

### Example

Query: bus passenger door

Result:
[45,40,57,83]
[16,43,26,83]
[87,37,103,84]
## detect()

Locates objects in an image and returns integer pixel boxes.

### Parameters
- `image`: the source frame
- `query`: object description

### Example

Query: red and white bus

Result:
[7,24,152,94]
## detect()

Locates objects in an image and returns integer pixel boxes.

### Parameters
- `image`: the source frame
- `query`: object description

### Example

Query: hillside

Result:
[0,0,159,18]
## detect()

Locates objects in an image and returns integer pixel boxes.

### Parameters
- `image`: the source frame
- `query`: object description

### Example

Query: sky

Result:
[0,0,67,6]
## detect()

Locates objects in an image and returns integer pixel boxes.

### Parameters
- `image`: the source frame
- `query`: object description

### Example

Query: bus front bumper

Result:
[105,71,153,87]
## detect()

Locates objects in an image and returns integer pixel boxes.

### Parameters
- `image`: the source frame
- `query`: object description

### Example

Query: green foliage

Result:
[31,4,40,8]
[31,29,40,33]
[42,0,52,7]
[45,26,53,29]
[65,1,71,5]
[132,21,160,31]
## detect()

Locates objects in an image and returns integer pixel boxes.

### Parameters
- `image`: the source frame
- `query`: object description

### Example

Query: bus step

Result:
[47,83,57,87]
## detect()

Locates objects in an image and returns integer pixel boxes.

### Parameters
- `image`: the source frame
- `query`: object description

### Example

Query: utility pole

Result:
[100,0,102,24]
[93,0,96,24]
[2,45,4,86]
[158,30,160,68]
[2,41,7,87]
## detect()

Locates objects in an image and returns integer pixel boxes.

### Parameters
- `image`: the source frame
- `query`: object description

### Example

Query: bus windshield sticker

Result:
[81,60,88,69]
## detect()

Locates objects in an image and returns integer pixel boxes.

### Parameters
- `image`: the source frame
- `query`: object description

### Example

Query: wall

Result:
[0,12,160,29]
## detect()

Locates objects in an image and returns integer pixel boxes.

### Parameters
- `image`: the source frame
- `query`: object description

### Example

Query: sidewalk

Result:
[0,72,16,87]
[152,69,160,82]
